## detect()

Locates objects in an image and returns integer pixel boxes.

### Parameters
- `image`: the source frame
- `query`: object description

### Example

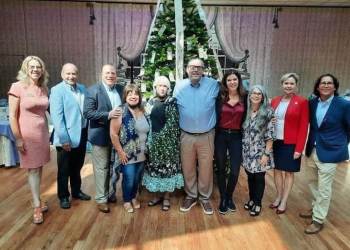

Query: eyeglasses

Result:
[188,65,204,71]
[320,81,334,86]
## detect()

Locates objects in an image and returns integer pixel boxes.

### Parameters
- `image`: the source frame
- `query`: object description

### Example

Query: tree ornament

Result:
[167,47,173,60]
[169,71,175,82]
[159,24,167,36]
[150,51,156,63]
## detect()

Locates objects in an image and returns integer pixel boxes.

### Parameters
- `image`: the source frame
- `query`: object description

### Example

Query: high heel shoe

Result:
[249,205,262,216]
[276,204,287,214]
[132,198,141,209]
[123,202,134,213]
[33,207,43,224]
[30,199,49,213]
[269,201,280,209]
[244,200,254,211]
[40,200,49,213]
[276,208,286,214]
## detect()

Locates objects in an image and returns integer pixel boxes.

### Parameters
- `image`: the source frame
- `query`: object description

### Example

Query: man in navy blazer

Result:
[301,73,350,234]
[50,63,91,209]
[83,64,123,213]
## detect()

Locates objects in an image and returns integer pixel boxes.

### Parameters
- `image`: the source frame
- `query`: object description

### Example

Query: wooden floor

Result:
[0,148,350,250]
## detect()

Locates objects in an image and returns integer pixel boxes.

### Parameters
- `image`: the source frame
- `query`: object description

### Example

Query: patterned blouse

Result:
[242,108,275,173]
[115,104,150,166]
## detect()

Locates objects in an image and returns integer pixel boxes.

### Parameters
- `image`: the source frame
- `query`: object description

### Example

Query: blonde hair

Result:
[16,56,49,90]
[280,72,299,85]
[153,76,171,96]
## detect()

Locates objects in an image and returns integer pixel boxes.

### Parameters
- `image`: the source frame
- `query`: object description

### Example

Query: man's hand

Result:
[108,107,122,120]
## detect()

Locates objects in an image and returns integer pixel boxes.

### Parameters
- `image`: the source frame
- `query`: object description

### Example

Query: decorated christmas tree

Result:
[141,0,219,97]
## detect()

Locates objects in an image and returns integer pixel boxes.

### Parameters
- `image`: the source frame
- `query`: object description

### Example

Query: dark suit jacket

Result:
[83,83,124,146]
[305,96,350,163]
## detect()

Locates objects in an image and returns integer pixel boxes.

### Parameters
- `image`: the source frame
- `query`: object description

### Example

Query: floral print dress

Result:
[142,97,184,192]
[242,108,275,173]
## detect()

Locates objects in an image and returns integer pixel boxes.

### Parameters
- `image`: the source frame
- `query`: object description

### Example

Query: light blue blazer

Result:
[50,81,87,148]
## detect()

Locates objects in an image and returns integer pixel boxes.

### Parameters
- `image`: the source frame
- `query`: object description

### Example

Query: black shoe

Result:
[72,191,91,201]
[250,205,262,216]
[60,197,71,209]
[218,199,228,214]
[244,200,254,211]
[108,196,117,203]
[226,199,236,212]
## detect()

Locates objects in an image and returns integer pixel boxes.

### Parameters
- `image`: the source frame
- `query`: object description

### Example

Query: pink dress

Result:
[8,82,50,169]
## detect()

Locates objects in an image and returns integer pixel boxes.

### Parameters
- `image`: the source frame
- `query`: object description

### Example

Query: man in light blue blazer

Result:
[301,73,350,234]
[50,63,91,209]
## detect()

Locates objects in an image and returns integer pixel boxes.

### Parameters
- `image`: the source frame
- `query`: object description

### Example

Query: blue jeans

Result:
[121,161,144,202]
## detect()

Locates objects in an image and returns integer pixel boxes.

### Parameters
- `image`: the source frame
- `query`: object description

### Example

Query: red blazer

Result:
[271,94,309,153]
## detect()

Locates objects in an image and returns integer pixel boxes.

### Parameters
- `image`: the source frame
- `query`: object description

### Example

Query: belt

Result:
[218,128,241,134]
[181,129,210,136]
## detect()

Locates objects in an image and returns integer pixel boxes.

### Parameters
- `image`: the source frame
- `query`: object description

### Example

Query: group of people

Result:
[8,56,350,236]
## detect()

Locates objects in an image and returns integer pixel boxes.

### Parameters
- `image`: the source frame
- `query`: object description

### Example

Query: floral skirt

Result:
[142,163,184,192]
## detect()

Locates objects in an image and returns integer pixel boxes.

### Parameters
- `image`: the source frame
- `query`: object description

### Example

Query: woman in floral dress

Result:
[242,84,275,216]
[142,76,184,211]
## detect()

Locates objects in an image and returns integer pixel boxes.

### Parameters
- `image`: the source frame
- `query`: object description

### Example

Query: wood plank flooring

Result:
[0,148,349,250]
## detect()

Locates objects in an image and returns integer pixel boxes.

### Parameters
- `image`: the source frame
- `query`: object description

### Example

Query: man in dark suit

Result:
[50,63,91,209]
[83,64,123,213]
[301,73,350,234]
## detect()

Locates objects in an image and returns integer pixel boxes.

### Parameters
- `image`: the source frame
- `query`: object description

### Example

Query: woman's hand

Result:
[16,138,25,153]
[118,150,128,165]
[293,152,301,159]
[260,154,269,167]
[62,143,71,152]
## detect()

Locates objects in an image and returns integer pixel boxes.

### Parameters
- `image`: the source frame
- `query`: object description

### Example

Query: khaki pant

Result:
[180,129,215,201]
[91,145,111,203]
[306,149,338,224]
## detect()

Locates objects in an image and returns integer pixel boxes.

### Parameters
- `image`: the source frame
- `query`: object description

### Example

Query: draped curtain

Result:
[94,3,152,79]
[213,7,350,97]
[215,7,274,88]
[203,6,218,28]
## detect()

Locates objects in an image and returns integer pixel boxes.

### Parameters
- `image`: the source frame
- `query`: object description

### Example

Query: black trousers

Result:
[56,128,87,200]
[245,170,266,206]
[215,130,242,200]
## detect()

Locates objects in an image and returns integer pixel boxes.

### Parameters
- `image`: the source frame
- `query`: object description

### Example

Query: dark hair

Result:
[313,73,339,97]
[122,83,143,110]
[220,71,246,102]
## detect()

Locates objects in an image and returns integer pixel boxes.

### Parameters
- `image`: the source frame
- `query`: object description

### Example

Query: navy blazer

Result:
[305,96,350,163]
[83,83,124,146]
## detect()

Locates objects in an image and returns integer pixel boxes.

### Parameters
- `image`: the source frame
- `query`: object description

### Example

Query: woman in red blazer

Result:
[270,73,309,214]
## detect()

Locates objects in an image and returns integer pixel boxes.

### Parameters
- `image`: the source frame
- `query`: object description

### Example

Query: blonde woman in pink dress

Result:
[8,56,50,224]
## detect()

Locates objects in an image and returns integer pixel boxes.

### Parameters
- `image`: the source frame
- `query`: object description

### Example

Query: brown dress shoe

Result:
[299,209,313,218]
[97,203,110,213]
[305,221,323,234]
